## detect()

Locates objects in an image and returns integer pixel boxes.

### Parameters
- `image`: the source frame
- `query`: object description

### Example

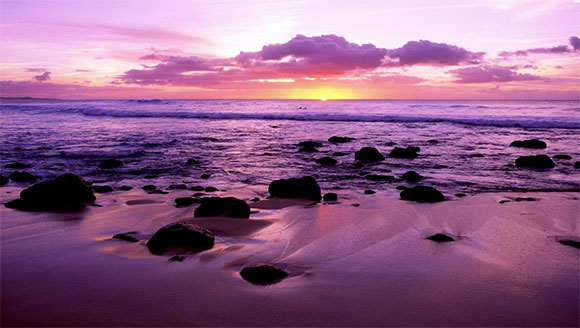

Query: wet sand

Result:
[1,187,578,327]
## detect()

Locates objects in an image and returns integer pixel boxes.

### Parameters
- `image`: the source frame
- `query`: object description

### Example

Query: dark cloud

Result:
[385,40,483,66]
[25,68,48,72]
[499,37,580,57]
[33,71,51,82]
[569,36,580,51]
[449,66,541,83]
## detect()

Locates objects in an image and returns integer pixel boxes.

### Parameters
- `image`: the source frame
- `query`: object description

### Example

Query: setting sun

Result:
[320,97,327,101]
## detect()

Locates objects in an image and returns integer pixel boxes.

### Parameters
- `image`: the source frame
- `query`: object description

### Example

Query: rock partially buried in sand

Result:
[389,147,419,159]
[426,233,455,242]
[364,189,376,194]
[268,176,322,201]
[193,197,250,218]
[240,263,289,285]
[4,162,31,169]
[146,222,215,255]
[402,171,422,182]
[557,239,579,249]
[299,145,319,152]
[355,147,385,161]
[509,139,546,149]
[400,186,445,203]
[98,158,124,169]
[4,173,95,211]
[515,155,555,169]
[91,185,114,193]
[323,193,338,201]
[328,136,353,143]
[8,171,37,182]
[175,197,197,207]
[316,157,337,165]
[113,233,139,243]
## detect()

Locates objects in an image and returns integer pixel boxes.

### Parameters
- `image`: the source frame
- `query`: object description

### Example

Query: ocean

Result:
[1,99,579,197]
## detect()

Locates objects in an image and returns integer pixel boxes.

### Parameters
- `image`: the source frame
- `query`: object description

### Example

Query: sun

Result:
[320,97,327,101]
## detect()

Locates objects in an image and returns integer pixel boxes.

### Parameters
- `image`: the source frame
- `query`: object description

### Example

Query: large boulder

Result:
[146,222,214,255]
[328,136,353,143]
[509,139,546,149]
[240,263,289,285]
[268,176,322,201]
[98,158,124,169]
[400,186,445,203]
[389,147,419,159]
[354,147,385,161]
[4,173,96,211]
[193,197,250,218]
[515,155,555,168]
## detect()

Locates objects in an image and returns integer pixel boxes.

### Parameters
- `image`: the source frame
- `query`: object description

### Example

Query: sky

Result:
[0,0,579,99]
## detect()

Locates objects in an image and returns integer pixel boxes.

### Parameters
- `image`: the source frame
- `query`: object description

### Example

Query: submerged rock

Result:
[113,233,139,243]
[98,158,124,169]
[186,158,200,165]
[575,161,580,169]
[4,162,31,169]
[194,197,250,218]
[515,155,555,168]
[4,173,95,211]
[402,171,422,182]
[142,184,157,191]
[365,174,394,181]
[8,171,37,182]
[0,175,8,186]
[328,136,353,143]
[426,233,455,242]
[240,263,289,285]
[316,157,337,165]
[355,147,385,161]
[400,186,445,203]
[91,185,114,193]
[299,145,319,152]
[268,176,322,201]
[298,141,323,148]
[552,154,572,160]
[509,139,546,149]
[364,189,376,194]
[146,222,214,255]
[323,193,338,201]
[168,184,187,190]
[389,147,419,159]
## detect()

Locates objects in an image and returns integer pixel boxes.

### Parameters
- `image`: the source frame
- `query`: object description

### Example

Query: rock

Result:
[514,197,538,202]
[364,189,376,194]
[113,233,138,243]
[142,184,157,191]
[98,158,124,169]
[333,152,348,157]
[194,197,250,218]
[170,255,185,262]
[186,158,200,165]
[354,147,385,161]
[396,185,408,190]
[148,190,168,194]
[352,203,360,207]
[558,239,579,248]
[315,157,337,165]
[191,185,205,191]
[262,152,273,156]
[240,263,289,285]
[402,171,422,182]
[91,185,114,193]
[192,192,204,197]
[515,155,555,169]
[175,197,197,207]
[146,222,214,255]
[298,141,323,148]
[455,193,467,198]
[389,147,419,159]
[385,141,397,146]
[499,200,511,204]
[204,186,218,192]
[268,176,322,201]
[509,139,547,149]
[4,173,95,211]
[552,154,572,160]
[0,175,8,186]
[168,184,187,190]
[400,186,445,203]
[328,136,353,143]
[427,139,439,144]
[4,162,30,169]
[200,173,210,179]
[323,193,338,201]
[471,153,485,158]
[250,197,260,202]
[575,161,580,169]
[8,171,37,182]
[426,233,455,242]
[365,174,394,181]
[119,185,133,191]
[299,145,319,152]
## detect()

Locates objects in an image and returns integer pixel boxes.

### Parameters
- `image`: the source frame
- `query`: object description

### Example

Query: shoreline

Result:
[1,186,578,326]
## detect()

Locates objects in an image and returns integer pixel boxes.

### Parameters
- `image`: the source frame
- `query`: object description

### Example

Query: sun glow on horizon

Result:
[320,96,327,101]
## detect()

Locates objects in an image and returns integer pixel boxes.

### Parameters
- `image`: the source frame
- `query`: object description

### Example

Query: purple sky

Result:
[1,0,579,99]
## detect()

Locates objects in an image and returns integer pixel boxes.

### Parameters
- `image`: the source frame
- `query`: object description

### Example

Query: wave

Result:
[2,104,579,129]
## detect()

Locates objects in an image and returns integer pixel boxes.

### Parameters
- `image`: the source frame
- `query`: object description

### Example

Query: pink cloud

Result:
[449,66,541,83]
[385,40,483,66]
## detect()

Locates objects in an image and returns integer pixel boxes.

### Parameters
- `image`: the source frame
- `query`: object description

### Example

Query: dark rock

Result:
[113,233,138,243]
[471,153,485,158]
[558,239,579,248]
[385,141,397,146]
[200,173,210,179]
[91,185,114,193]
[194,197,250,218]
[98,158,124,169]
[191,185,205,191]
[4,162,30,169]
[0,175,8,186]
[170,255,185,262]
[575,161,580,169]
[299,145,319,152]
[427,139,439,144]
[144,175,158,179]
[434,165,449,169]
[328,136,353,143]
[250,197,260,202]
[13,147,23,151]
[148,190,168,194]
[4,173,95,211]
[396,185,408,190]
[499,200,510,204]
[389,147,419,159]
[333,152,348,157]
[186,158,200,165]
[352,203,360,207]
[204,186,218,192]
[364,189,376,194]
[8,171,37,182]
[552,154,572,160]
[515,155,555,169]
[323,193,338,201]
[365,174,394,181]
[400,186,445,203]
[240,264,289,285]
[268,176,322,201]
[455,193,467,198]
[262,152,273,156]
[142,185,157,191]
[175,197,197,207]
[146,222,214,255]
[355,147,385,161]
[316,157,337,165]
[298,141,323,148]
[509,139,547,149]
[192,192,205,197]
[119,185,133,191]
[402,171,422,182]
[426,233,455,242]
[168,184,187,190]
[514,197,538,202]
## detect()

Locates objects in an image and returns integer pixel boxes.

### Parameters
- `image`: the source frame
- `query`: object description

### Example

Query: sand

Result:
[1,186,578,327]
